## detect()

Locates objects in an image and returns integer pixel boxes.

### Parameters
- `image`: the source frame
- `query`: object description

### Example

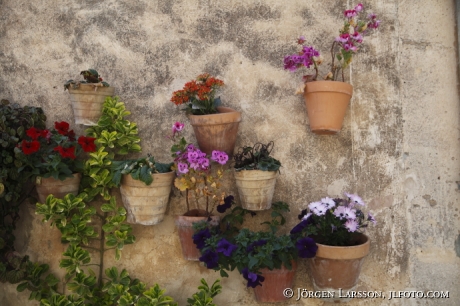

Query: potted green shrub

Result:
[283,3,381,134]
[170,73,241,156]
[193,201,317,302]
[64,69,114,126]
[111,155,174,225]
[290,192,376,302]
[233,141,281,211]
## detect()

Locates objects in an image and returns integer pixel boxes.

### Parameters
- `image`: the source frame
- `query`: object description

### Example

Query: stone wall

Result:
[0,0,459,305]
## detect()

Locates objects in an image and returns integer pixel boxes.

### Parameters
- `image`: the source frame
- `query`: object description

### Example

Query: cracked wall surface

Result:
[0,0,459,305]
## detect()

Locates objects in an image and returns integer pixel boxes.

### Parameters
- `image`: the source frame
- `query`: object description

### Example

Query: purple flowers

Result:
[241,268,265,288]
[172,122,184,135]
[193,228,212,249]
[296,237,318,258]
[216,195,234,213]
[344,219,359,232]
[199,250,219,269]
[211,150,228,165]
[216,238,237,257]
[283,45,320,72]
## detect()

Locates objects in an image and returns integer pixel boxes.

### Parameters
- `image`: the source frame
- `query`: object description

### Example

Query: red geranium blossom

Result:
[21,140,40,154]
[26,127,42,140]
[40,129,51,139]
[55,121,70,135]
[53,146,76,159]
[78,136,97,152]
[67,130,76,141]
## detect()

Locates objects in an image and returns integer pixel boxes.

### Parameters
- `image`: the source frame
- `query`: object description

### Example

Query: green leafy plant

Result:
[111,155,173,186]
[186,279,221,306]
[64,69,110,90]
[193,201,317,288]
[233,141,281,172]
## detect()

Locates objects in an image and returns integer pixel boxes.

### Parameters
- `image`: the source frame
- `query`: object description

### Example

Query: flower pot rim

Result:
[188,106,242,126]
[304,80,353,96]
[314,233,370,260]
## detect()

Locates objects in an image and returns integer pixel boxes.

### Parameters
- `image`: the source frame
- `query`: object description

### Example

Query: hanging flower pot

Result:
[174,209,220,261]
[120,172,175,225]
[234,170,277,211]
[35,173,81,203]
[188,106,241,156]
[303,81,353,135]
[253,262,297,302]
[308,233,370,302]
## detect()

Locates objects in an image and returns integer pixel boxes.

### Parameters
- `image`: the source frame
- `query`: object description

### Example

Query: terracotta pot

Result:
[254,262,297,302]
[303,81,353,135]
[120,172,174,225]
[308,233,370,303]
[234,169,277,211]
[174,209,220,261]
[35,173,81,203]
[188,106,241,156]
[68,84,115,125]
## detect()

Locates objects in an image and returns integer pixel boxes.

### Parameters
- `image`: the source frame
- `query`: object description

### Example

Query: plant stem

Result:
[186,189,190,212]
[330,41,337,79]
[98,212,107,288]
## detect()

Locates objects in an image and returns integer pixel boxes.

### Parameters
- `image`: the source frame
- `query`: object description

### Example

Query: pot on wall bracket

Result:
[120,172,175,226]
[308,233,370,303]
[253,261,297,302]
[68,83,115,126]
[233,169,277,211]
[188,106,241,156]
[303,81,353,135]
[174,209,220,261]
[35,173,81,203]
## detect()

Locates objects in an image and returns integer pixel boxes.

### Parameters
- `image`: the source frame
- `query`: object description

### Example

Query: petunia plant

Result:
[192,200,318,288]
[290,192,376,246]
[17,121,97,180]
[170,122,230,216]
[284,2,381,85]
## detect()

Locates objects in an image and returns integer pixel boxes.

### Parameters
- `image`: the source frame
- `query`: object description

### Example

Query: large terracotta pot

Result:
[308,233,370,303]
[188,106,241,156]
[234,169,277,211]
[253,262,297,302]
[174,209,220,261]
[35,173,81,203]
[68,84,115,125]
[303,81,353,135]
[120,172,174,225]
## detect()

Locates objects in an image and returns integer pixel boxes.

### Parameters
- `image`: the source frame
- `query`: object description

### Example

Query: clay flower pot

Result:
[35,173,81,203]
[234,169,277,211]
[253,262,297,302]
[120,172,175,225]
[188,106,241,156]
[68,83,115,125]
[303,81,353,135]
[174,209,220,261]
[308,233,370,303]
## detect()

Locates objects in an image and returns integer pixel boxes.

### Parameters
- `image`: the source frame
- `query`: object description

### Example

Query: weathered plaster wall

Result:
[0,0,459,305]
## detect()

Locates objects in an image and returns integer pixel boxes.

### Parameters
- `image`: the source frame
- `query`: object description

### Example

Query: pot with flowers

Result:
[283,3,381,135]
[233,141,281,211]
[17,121,97,203]
[171,122,231,260]
[290,192,376,302]
[193,201,318,302]
[170,73,241,156]
[64,69,114,126]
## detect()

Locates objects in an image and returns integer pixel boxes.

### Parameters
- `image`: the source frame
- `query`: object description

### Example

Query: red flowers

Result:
[21,140,40,154]
[78,136,97,153]
[54,146,76,159]
[170,74,224,106]
[26,127,42,140]
[54,121,70,135]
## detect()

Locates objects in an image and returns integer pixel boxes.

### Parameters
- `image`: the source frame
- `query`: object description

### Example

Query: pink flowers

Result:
[172,122,184,135]
[211,150,228,165]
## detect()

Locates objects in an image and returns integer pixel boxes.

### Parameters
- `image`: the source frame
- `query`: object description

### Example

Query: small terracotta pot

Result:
[35,173,81,203]
[120,172,174,225]
[253,261,297,302]
[303,81,353,135]
[308,233,370,303]
[188,106,241,156]
[68,84,115,126]
[234,169,277,211]
[174,209,220,261]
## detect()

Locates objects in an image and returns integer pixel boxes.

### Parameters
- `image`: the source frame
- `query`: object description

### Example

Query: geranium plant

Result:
[233,141,281,172]
[284,3,381,85]
[193,201,318,288]
[170,121,230,215]
[290,192,376,246]
[64,69,110,90]
[170,73,224,115]
[17,121,97,180]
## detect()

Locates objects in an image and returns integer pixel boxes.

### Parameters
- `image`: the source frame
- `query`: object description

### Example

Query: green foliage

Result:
[186,279,222,306]
[233,141,281,172]
[0,99,46,280]
[111,156,172,186]
[64,69,110,90]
